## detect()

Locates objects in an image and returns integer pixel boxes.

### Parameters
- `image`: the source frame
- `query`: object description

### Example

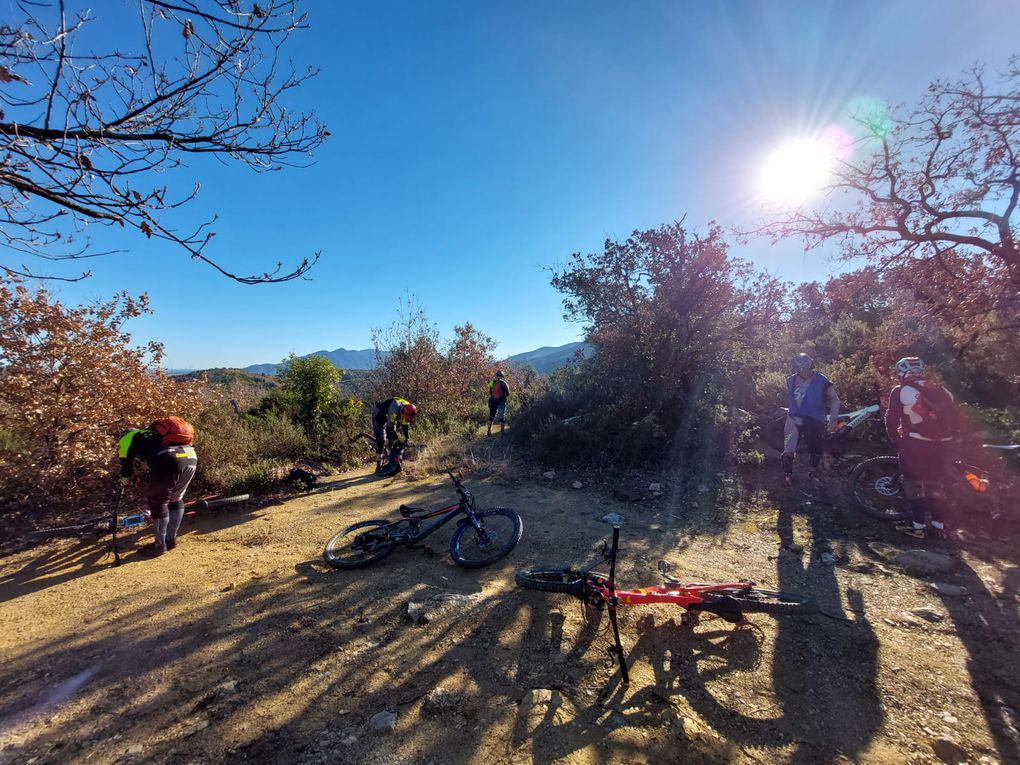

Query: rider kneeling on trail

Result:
[372,398,417,473]
[783,353,841,483]
[117,417,198,558]
[885,357,959,541]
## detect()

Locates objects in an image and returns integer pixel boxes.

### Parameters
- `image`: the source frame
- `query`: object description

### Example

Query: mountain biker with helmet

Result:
[372,397,417,473]
[117,417,198,558]
[885,357,958,540]
[782,353,841,483]
[487,370,510,436]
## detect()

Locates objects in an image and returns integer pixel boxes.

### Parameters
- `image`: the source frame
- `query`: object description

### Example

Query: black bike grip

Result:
[608,526,620,591]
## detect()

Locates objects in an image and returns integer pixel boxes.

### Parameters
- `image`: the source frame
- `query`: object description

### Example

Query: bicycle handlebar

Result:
[446,469,473,502]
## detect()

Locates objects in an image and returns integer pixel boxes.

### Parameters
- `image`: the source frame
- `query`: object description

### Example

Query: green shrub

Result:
[0,426,27,454]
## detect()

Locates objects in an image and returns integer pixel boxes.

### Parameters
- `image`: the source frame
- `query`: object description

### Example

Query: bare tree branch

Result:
[0,0,328,283]
[749,58,1020,341]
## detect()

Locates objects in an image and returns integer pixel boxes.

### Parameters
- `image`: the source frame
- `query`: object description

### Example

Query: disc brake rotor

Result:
[874,476,900,497]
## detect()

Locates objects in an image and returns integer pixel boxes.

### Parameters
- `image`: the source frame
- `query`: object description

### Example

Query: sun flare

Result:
[758,137,836,206]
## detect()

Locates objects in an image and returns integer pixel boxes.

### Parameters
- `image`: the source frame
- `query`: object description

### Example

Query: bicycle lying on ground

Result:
[848,443,1019,522]
[29,492,250,565]
[515,527,817,683]
[323,469,523,569]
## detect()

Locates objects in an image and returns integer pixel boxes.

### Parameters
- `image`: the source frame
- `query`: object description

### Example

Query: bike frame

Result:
[360,470,485,547]
[612,581,760,606]
[382,500,472,545]
[831,404,880,429]
[583,527,765,685]
[32,494,235,537]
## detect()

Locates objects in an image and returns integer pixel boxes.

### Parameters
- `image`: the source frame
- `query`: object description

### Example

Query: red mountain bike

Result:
[516,527,817,683]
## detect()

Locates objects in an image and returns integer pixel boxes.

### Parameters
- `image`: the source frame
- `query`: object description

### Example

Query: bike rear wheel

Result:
[514,568,589,597]
[323,520,397,569]
[849,456,912,521]
[450,508,523,568]
[703,587,818,615]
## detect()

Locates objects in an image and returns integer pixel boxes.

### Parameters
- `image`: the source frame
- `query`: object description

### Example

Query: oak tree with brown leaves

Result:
[0,282,205,514]
[0,0,327,283]
[758,59,1020,352]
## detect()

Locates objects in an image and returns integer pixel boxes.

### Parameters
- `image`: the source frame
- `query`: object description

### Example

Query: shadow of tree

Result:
[930,557,1020,762]
[8,463,1017,764]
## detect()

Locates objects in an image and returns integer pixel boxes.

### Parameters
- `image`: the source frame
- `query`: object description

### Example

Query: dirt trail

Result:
[1,450,1018,764]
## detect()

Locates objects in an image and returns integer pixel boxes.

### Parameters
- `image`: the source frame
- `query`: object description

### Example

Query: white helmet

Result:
[894,357,925,379]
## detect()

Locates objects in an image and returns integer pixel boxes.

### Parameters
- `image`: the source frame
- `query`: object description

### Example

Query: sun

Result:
[758,137,836,206]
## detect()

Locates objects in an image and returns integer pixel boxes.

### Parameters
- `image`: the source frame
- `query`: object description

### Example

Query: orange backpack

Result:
[150,417,195,446]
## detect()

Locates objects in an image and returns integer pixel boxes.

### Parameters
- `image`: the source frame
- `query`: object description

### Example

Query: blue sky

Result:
[42,1,1020,370]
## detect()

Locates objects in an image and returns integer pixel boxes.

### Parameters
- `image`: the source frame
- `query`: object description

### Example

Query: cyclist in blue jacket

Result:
[782,353,840,483]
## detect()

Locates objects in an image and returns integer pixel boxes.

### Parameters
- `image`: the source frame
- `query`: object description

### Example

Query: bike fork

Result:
[607,597,629,685]
[606,526,629,684]
[110,486,125,567]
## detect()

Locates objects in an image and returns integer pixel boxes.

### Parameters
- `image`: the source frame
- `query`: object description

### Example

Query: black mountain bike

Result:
[323,470,523,569]
[849,443,1019,521]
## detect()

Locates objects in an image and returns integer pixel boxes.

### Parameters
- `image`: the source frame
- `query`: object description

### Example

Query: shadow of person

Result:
[0,529,151,604]
[772,473,884,761]
[930,556,1020,763]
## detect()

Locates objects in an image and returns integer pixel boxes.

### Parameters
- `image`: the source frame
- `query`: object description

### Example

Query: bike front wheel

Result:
[323,520,397,569]
[187,494,251,512]
[704,587,818,615]
[514,568,589,598]
[849,456,912,521]
[450,508,523,568]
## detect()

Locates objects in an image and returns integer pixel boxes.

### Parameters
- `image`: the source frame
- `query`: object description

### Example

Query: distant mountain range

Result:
[507,342,589,374]
[244,348,379,375]
[169,341,589,378]
[173,341,587,377]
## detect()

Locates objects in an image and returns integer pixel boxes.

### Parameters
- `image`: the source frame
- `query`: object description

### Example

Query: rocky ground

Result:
[1,437,1018,764]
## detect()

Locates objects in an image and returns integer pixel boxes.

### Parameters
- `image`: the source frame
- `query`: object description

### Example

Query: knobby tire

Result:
[849,456,912,521]
[514,568,589,598]
[450,508,523,568]
[704,587,818,615]
[188,494,250,512]
[323,520,397,569]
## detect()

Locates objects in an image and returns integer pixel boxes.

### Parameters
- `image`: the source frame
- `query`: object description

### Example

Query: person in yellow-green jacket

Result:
[117,417,197,558]
[371,398,417,472]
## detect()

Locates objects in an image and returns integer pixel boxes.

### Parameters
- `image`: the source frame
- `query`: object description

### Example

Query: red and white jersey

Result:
[891,381,955,442]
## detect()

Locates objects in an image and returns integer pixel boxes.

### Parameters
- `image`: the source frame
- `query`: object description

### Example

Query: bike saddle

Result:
[982,444,1020,451]
[399,504,427,518]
